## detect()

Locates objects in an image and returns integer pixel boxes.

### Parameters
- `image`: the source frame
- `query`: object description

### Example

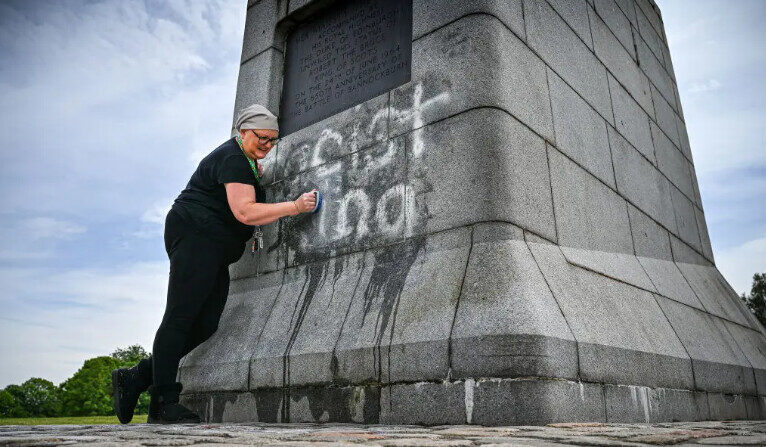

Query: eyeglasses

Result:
[250,130,280,145]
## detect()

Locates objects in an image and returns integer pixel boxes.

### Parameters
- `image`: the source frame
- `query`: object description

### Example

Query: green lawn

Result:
[0,414,148,425]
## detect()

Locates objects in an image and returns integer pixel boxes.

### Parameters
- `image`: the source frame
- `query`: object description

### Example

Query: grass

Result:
[0,414,148,425]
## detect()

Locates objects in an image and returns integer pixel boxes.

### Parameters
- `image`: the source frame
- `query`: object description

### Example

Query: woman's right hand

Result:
[293,190,318,214]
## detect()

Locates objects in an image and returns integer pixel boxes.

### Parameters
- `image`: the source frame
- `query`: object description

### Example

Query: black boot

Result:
[147,382,201,424]
[112,357,152,424]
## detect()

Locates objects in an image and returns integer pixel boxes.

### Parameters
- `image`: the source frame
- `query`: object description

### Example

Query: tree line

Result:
[0,345,150,418]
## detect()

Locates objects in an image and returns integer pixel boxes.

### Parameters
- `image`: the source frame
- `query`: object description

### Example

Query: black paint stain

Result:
[361,238,425,383]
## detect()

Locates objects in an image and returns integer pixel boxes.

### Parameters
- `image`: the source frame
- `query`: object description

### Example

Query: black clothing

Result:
[172,136,265,244]
[151,207,244,387]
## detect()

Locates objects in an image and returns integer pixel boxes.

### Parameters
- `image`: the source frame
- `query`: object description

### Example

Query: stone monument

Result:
[179,0,766,424]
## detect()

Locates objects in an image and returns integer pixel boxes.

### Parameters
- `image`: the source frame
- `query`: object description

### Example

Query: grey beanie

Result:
[235,104,279,132]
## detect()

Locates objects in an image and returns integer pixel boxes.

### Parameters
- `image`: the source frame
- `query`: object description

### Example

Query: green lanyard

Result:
[235,135,261,184]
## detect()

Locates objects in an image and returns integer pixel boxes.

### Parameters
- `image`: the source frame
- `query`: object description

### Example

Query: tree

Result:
[18,378,61,417]
[111,345,149,365]
[741,273,766,328]
[59,356,122,416]
[0,387,26,418]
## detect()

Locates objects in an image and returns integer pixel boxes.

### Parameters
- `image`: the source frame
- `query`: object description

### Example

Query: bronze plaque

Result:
[279,0,412,135]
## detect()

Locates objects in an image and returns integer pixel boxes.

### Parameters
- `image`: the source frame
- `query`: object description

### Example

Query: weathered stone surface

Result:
[634,3,667,69]
[528,242,693,389]
[592,0,635,60]
[653,125,693,203]
[637,256,703,310]
[406,108,555,240]
[707,392,749,421]
[695,206,714,262]
[333,228,469,384]
[470,378,606,425]
[670,234,709,266]
[549,69,615,187]
[676,262,753,328]
[391,14,554,143]
[549,147,633,254]
[590,8,652,116]
[380,382,466,425]
[610,126,676,232]
[451,223,578,380]
[560,246,655,292]
[241,0,288,62]
[724,322,766,396]
[525,0,612,121]
[604,385,705,423]
[628,204,672,261]
[180,272,284,392]
[671,185,702,252]
[650,86,681,149]
[609,75,655,163]
[412,0,525,41]
[655,296,755,394]
[546,0,594,49]
[232,49,283,127]
[635,31,676,114]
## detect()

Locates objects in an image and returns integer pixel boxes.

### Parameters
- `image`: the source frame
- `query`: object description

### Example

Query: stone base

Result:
[180,377,766,425]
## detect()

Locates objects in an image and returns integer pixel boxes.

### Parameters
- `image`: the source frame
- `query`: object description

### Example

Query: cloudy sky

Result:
[0,0,764,388]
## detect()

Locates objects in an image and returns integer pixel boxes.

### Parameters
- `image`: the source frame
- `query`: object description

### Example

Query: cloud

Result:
[686,79,722,95]
[0,260,169,387]
[717,237,766,295]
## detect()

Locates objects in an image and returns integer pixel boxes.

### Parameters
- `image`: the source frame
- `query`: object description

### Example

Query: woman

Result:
[111,104,317,424]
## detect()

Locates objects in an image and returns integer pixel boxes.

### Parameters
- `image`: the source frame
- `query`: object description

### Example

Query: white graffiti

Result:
[293,82,449,246]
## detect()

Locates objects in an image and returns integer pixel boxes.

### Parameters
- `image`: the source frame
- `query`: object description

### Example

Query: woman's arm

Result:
[225,182,316,226]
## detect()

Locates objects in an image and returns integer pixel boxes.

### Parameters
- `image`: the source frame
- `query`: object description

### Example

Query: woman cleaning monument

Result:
[110,104,318,424]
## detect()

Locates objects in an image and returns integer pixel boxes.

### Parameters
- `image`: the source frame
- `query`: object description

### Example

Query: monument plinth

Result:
[179,0,766,424]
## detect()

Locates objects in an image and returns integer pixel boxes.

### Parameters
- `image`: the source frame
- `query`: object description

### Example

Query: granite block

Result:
[637,256,704,310]
[593,0,635,59]
[549,69,615,187]
[654,123,694,200]
[451,222,578,380]
[604,385,705,423]
[412,0,525,41]
[547,0,594,48]
[628,203,672,261]
[609,75,655,163]
[671,184,702,252]
[391,14,554,142]
[549,147,633,254]
[406,108,555,240]
[232,49,283,125]
[525,0,612,121]
[610,126,676,232]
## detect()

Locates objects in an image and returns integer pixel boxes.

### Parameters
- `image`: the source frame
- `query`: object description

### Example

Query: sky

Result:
[0,0,764,388]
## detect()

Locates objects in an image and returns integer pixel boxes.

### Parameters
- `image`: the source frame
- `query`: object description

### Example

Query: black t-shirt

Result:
[172,136,265,244]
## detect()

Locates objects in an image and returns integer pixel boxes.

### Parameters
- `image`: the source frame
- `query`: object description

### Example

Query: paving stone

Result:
[628,204,672,261]
[405,108,555,241]
[549,69,615,187]
[590,7,652,116]
[609,75,655,164]
[549,147,633,254]
[525,0,613,121]
[391,14,554,143]
[412,0,525,41]
[451,222,578,380]
[546,0,594,49]
[697,434,766,445]
[610,126,676,233]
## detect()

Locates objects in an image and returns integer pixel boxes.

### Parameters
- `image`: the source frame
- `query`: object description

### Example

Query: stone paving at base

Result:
[2,421,766,447]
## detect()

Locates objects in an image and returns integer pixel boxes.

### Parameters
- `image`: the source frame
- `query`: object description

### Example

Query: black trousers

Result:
[150,208,244,387]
